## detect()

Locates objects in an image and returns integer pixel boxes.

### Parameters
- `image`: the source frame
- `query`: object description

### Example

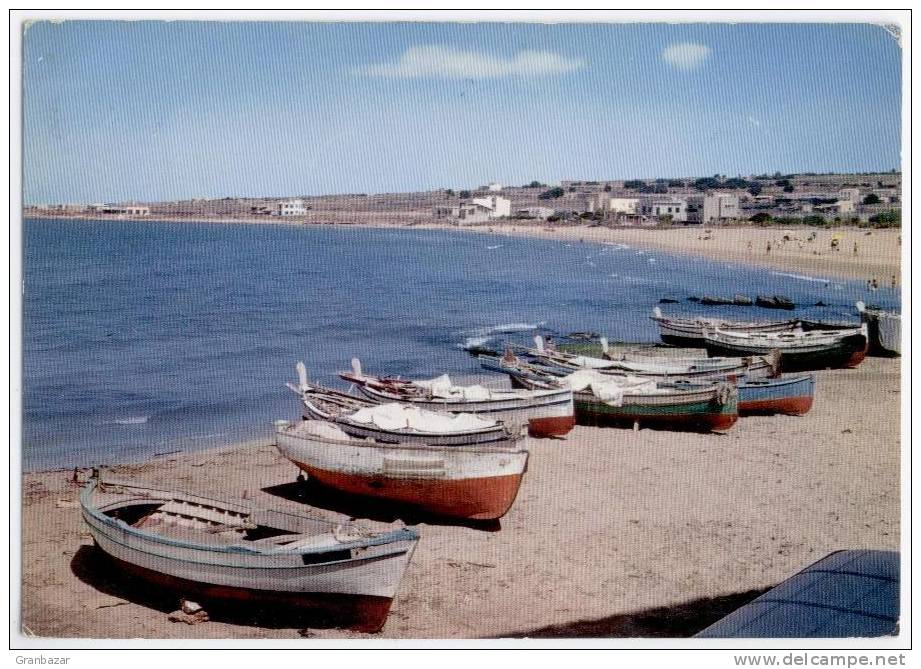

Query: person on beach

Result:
[747,240,753,254]
[853,241,859,256]
[766,241,771,255]
[891,275,897,288]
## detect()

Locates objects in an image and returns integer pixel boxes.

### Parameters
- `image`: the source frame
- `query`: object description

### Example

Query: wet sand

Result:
[19,357,900,640]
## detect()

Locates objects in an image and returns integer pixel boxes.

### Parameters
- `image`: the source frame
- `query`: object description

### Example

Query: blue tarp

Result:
[696,550,899,638]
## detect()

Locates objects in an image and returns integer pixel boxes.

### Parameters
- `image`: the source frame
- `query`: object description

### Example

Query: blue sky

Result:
[23,21,902,203]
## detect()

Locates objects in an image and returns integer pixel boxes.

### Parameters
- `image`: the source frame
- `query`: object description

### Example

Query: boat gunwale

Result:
[339,372,572,404]
[275,422,529,456]
[81,479,420,556]
[83,509,416,571]
[299,392,513,438]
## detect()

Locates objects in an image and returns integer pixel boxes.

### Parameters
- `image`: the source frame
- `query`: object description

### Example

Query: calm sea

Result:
[22,218,899,471]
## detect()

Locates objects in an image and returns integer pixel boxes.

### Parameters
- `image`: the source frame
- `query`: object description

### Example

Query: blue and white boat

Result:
[80,474,419,632]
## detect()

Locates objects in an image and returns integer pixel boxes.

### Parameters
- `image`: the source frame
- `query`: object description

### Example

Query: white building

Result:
[838,188,861,203]
[487,182,503,192]
[275,199,307,216]
[607,197,640,215]
[836,199,856,214]
[686,193,740,225]
[639,197,687,222]
[434,202,493,224]
[516,206,556,219]
[93,204,150,216]
[471,195,511,219]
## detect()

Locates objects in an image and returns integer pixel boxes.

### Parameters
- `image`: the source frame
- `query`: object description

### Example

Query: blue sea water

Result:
[22,218,900,471]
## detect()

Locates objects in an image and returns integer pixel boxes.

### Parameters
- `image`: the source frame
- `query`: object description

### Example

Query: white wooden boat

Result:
[877,312,901,355]
[857,301,901,356]
[339,358,575,438]
[651,307,798,347]
[80,474,419,632]
[275,419,529,521]
[528,336,778,380]
[288,363,516,446]
[701,325,868,372]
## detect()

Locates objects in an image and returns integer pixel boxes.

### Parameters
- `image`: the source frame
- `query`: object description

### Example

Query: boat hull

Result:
[573,391,738,433]
[294,460,524,521]
[739,375,815,416]
[653,317,795,347]
[703,333,867,372]
[275,425,529,520]
[878,314,901,355]
[95,548,396,632]
[535,353,777,382]
[527,413,577,437]
[861,310,901,356]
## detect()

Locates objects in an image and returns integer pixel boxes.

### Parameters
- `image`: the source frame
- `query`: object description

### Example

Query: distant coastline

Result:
[26,213,901,283]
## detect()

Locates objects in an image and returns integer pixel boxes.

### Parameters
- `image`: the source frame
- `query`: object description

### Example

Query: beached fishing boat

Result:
[288,363,516,446]
[275,419,529,521]
[526,336,778,380]
[80,474,418,632]
[339,359,575,438]
[484,353,813,417]
[700,325,868,372]
[485,361,737,433]
[651,307,798,347]
[857,302,901,356]
[737,374,815,416]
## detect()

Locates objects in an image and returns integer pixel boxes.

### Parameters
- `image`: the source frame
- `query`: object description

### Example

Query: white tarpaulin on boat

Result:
[349,402,496,433]
[415,375,495,401]
[292,420,352,441]
[416,374,453,395]
[566,354,618,369]
[563,370,658,407]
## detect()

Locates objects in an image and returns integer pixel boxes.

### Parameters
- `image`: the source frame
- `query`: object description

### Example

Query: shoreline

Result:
[27,214,902,282]
[20,358,901,639]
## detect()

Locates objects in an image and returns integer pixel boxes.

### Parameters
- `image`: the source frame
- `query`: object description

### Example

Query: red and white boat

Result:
[275,419,529,521]
[339,359,575,438]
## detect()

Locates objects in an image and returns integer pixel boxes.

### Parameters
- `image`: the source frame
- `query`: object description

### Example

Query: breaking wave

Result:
[770,271,830,284]
[111,415,150,425]
[459,321,547,350]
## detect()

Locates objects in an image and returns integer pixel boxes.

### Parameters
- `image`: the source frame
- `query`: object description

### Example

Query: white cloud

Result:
[661,42,711,70]
[747,115,762,127]
[356,45,584,79]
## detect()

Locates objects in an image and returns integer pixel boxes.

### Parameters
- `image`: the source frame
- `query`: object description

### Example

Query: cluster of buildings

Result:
[433,177,900,227]
[589,192,741,225]
[249,199,310,217]
[434,194,512,224]
[88,203,151,217]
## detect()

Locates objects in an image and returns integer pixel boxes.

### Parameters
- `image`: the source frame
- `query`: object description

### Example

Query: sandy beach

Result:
[20,357,900,640]
[469,224,903,284]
